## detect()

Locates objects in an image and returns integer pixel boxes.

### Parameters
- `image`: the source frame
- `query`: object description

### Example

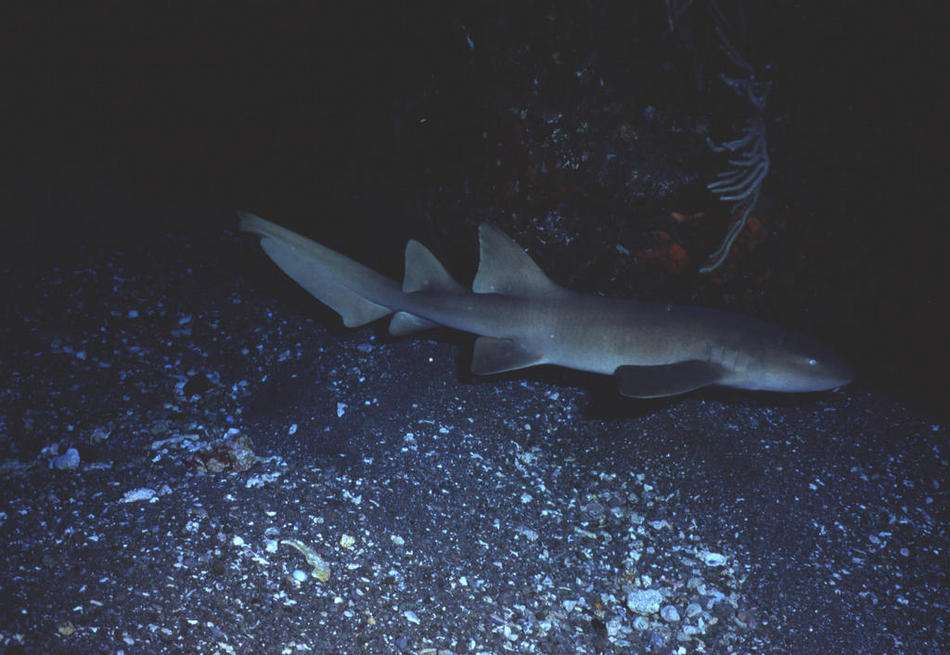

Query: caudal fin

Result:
[239,212,399,327]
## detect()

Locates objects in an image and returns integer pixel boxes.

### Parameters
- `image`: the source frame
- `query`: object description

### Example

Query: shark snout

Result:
[791,346,855,392]
[825,352,856,389]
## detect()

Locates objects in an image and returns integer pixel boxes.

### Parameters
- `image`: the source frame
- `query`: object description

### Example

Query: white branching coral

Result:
[700,0,772,273]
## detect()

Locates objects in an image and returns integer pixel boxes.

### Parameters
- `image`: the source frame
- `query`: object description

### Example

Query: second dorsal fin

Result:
[403,239,465,294]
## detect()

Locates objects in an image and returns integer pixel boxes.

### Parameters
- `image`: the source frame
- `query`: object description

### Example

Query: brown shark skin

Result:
[240,212,853,398]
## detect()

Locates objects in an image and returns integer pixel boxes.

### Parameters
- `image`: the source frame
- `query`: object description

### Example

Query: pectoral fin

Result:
[616,361,725,398]
[471,337,546,375]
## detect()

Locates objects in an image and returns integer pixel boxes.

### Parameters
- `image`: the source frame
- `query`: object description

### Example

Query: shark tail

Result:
[239,212,465,336]
[239,212,402,327]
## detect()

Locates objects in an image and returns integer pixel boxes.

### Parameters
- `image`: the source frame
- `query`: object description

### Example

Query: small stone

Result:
[517,527,539,541]
[292,569,308,582]
[582,500,605,517]
[191,433,257,473]
[90,427,111,444]
[120,488,157,503]
[606,617,622,637]
[702,551,727,567]
[660,605,680,622]
[404,609,420,624]
[52,448,80,470]
[682,624,703,637]
[626,589,663,615]
[685,602,703,618]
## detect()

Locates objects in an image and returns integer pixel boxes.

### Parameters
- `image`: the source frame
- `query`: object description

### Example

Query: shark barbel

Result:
[240,213,853,398]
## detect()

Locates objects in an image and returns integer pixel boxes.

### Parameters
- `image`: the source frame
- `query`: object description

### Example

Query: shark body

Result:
[240,213,853,398]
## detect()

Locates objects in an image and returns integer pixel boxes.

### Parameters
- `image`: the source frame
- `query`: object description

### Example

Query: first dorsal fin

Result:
[472,224,561,296]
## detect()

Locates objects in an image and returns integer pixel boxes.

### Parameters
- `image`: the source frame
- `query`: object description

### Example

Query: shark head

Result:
[724,324,855,393]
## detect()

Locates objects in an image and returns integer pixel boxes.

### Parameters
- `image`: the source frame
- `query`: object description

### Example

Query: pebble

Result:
[660,605,680,622]
[606,617,622,637]
[120,488,157,503]
[682,624,703,637]
[702,551,728,567]
[626,589,663,615]
[582,500,605,517]
[52,448,80,470]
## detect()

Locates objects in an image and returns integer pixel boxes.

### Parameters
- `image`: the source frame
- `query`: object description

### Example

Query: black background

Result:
[2,1,945,419]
